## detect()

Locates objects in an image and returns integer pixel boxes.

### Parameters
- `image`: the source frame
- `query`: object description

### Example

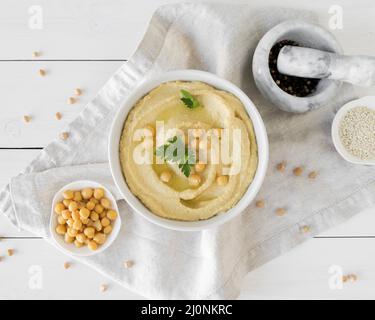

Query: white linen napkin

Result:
[1,3,374,299]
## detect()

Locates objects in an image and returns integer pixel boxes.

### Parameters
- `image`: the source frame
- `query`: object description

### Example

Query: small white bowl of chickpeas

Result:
[50,180,121,256]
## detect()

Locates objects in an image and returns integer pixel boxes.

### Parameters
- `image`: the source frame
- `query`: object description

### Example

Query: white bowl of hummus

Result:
[109,70,268,231]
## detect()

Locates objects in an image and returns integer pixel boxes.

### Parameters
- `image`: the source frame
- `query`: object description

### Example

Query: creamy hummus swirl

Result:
[120,81,258,221]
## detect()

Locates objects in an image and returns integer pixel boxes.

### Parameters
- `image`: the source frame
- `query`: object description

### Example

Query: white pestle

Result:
[277,45,375,87]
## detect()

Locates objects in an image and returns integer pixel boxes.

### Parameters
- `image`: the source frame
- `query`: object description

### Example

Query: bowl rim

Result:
[108,69,269,231]
[49,180,122,256]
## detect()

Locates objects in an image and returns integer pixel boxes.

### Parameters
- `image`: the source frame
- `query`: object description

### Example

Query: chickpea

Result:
[56,224,66,235]
[107,210,117,221]
[73,191,82,202]
[67,228,78,237]
[93,220,102,232]
[216,175,228,186]
[90,212,99,222]
[66,219,74,227]
[73,219,83,230]
[68,201,78,212]
[160,170,172,183]
[86,201,95,210]
[94,204,104,214]
[101,217,110,227]
[81,218,90,225]
[93,233,106,245]
[61,210,71,220]
[93,188,105,200]
[63,199,72,207]
[103,225,112,234]
[62,190,74,200]
[100,211,107,219]
[88,241,98,251]
[194,163,206,173]
[57,215,66,225]
[74,240,84,248]
[90,198,99,204]
[64,234,75,243]
[100,198,111,209]
[76,233,87,244]
[54,202,65,214]
[79,207,90,219]
[188,174,201,187]
[84,227,95,239]
[81,188,93,200]
[71,210,80,221]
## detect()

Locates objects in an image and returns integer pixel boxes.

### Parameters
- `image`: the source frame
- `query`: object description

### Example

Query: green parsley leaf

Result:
[180,89,200,109]
[155,135,196,177]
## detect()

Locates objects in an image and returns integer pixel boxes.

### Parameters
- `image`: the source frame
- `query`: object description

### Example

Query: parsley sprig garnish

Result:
[155,136,196,177]
[180,89,200,109]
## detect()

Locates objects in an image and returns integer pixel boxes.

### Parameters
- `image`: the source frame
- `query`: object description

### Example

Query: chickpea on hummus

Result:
[120,81,258,221]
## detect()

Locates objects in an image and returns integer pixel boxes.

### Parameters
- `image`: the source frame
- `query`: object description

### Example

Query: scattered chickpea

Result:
[160,170,172,183]
[255,200,265,208]
[93,188,105,200]
[276,161,286,172]
[293,166,303,176]
[275,208,286,216]
[60,132,69,140]
[55,112,62,120]
[7,249,14,256]
[38,69,46,76]
[189,174,201,187]
[216,175,228,186]
[194,163,206,173]
[300,225,311,233]
[67,97,76,105]
[74,88,82,96]
[124,260,134,269]
[308,171,318,179]
[23,115,31,123]
[63,262,71,270]
[100,198,111,209]
[32,51,39,58]
[100,284,108,293]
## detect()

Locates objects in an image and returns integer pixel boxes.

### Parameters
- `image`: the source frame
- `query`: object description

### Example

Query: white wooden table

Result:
[1,0,375,300]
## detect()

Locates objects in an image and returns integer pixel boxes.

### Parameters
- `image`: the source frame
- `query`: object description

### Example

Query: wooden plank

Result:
[0,0,373,59]
[0,61,123,147]
[239,237,375,299]
[0,236,373,299]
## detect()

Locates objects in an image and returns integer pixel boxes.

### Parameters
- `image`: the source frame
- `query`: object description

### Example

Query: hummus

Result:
[120,81,258,221]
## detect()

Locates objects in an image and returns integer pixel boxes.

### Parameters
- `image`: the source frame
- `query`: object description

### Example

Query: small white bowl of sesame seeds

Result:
[50,180,121,257]
[332,96,375,165]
